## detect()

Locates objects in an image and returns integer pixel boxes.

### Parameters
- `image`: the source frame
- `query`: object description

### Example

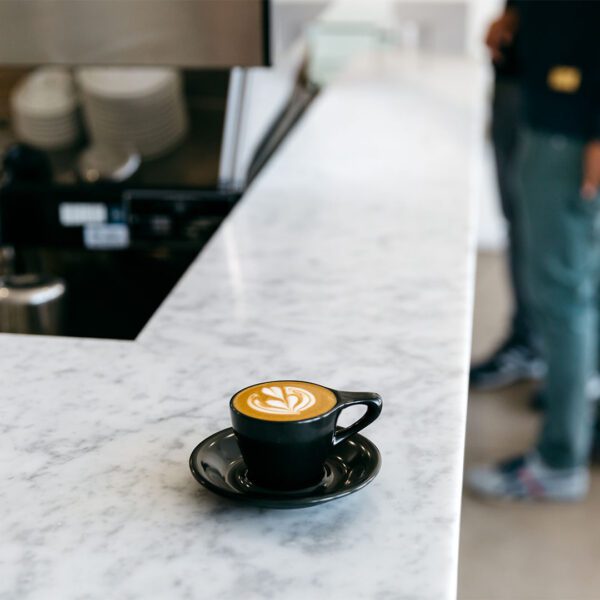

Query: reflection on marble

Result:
[0,52,483,599]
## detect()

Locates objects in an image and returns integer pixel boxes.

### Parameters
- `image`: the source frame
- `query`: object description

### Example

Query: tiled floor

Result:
[458,252,600,600]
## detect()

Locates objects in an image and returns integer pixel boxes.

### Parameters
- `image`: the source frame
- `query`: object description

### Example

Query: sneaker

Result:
[470,338,546,391]
[466,452,589,502]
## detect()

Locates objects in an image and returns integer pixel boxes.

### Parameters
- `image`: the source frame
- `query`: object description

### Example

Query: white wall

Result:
[465,0,507,250]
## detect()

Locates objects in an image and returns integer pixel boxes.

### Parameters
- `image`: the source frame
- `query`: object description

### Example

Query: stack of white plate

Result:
[76,67,188,159]
[11,68,80,150]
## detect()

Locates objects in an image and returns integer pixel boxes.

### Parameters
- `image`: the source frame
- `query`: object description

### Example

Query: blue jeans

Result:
[517,129,600,468]
[491,79,533,347]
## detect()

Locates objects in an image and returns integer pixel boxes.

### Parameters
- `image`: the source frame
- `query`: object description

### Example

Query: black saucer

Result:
[189,428,381,509]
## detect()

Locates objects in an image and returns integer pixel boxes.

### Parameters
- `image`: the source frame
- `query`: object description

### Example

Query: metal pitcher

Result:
[0,273,65,335]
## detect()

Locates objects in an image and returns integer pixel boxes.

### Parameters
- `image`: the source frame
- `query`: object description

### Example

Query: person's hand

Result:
[581,141,600,200]
[485,9,519,63]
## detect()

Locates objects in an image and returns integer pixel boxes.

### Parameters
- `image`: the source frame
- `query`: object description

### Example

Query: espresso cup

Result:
[230,380,382,491]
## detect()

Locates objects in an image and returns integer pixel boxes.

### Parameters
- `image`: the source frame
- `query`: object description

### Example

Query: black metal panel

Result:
[0,183,239,249]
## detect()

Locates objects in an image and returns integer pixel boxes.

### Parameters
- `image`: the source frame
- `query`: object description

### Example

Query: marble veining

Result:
[0,52,483,600]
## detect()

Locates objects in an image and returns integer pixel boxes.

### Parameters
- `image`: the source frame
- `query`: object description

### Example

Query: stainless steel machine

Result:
[0,1,272,67]
[0,1,322,339]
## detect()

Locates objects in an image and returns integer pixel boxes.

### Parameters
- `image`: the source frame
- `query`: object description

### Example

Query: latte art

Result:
[248,386,317,416]
[232,381,337,422]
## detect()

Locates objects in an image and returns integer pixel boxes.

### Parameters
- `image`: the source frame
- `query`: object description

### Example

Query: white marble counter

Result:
[0,52,482,600]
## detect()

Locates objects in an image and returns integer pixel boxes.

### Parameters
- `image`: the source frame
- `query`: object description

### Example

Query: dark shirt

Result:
[493,0,520,81]
[517,0,600,140]
[493,37,520,81]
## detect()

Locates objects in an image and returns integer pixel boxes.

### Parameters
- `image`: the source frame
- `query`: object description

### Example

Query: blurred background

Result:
[0,1,595,598]
[0,0,501,337]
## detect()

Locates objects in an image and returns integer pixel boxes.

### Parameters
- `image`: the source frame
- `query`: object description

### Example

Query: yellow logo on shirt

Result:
[547,66,581,93]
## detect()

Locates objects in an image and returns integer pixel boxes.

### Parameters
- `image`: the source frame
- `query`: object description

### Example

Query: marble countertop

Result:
[1,52,482,600]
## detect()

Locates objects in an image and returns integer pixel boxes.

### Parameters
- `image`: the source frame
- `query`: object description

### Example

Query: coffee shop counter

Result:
[1,52,482,600]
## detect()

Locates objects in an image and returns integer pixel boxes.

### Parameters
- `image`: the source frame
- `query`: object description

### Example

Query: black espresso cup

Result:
[230,380,382,491]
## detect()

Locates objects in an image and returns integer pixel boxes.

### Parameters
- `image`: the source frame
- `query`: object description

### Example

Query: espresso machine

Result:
[0,0,322,339]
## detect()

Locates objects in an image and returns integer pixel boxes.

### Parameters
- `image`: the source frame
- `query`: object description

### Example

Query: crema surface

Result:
[232,381,337,421]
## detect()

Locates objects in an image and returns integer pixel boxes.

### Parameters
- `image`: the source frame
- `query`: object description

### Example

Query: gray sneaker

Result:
[470,339,546,391]
[466,452,589,502]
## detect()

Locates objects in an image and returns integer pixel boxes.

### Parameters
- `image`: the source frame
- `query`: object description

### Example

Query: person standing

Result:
[469,1,545,391]
[468,0,600,501]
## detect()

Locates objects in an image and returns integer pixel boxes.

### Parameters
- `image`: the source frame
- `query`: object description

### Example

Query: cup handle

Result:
[332,391,382,446]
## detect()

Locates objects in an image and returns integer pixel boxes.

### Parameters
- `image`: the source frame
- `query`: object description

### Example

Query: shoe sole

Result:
[465,485,587,504]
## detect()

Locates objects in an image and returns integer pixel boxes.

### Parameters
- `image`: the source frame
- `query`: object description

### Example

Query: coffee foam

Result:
[233,381,337,422]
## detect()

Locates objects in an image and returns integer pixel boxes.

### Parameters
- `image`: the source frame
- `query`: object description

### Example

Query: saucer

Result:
[189,428,381,509]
